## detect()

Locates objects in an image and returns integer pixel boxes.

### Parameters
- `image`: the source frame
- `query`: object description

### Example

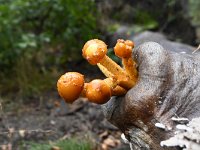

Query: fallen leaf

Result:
[19,130,26,137]
[51,146,60,150]
[101,135,120,150]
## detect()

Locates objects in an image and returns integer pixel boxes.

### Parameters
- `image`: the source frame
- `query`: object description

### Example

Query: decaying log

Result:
[102,32,200,150]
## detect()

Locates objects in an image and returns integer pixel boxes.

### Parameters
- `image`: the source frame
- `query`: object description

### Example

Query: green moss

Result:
[21,139,93,150]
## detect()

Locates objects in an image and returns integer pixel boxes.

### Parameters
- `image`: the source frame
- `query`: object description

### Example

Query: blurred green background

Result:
[0,0,199,101]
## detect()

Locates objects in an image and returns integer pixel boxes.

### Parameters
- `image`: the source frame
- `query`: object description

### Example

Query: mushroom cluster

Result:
[57,39,138,104]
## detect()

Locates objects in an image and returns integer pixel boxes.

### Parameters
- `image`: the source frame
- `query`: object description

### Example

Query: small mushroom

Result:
[82,39,127,78]
[85,79,112,104]
[114,39,133,58]
[57,72,85,103]
[114,39,138,83]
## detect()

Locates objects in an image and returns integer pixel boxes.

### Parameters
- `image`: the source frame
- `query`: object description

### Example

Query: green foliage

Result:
[189,0,200,26]
[107,9,158,35]
[134,10,158,31]
[0,0,99,98]
[22,139,92,150]
[1,0,99,65]
[0,56,55,98]
[107,48,120,64]
[106,23,120,34]
[0,0,98,69]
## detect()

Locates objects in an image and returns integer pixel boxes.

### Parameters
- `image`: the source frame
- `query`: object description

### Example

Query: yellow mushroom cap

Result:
[114,40,132,58]
[82,39,107,65]
[57,72,84,103]
[86,79,111,104]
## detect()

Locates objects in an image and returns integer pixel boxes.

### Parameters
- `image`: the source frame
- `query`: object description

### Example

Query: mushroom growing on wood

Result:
[85,79,112,104]
[57,39,138,104]
[82,39,136,90]
[82,39,126,77]
[114,39,138,83]
[57,72,85,103]
[57,72,126,104]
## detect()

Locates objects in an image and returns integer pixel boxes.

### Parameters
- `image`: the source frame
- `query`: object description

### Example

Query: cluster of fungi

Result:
[57,39,138,104]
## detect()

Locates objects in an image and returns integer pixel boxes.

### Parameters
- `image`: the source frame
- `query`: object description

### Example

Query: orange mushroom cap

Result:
[86,79,111,104]
[125,40,134,48]
[57,72,84,103]
[82,39,107,65]
[114,39,133,58]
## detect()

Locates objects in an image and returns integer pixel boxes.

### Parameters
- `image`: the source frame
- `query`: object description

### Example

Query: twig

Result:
[0,129,54,136]
[0,98,11,131]
[192,45,200,54]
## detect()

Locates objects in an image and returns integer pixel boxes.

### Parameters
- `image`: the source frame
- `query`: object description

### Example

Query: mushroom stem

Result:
[122,57,138,84]
[112,86,127,96]
[103,77,117,89]
[80,83,88,97]
[97,63,134,90]
[97,63,114,78]
[98,55,127,78]
[104,77,127,96]
[103,78,127,97]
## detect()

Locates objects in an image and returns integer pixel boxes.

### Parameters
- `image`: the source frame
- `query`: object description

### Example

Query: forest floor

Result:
[0,93,129,150]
